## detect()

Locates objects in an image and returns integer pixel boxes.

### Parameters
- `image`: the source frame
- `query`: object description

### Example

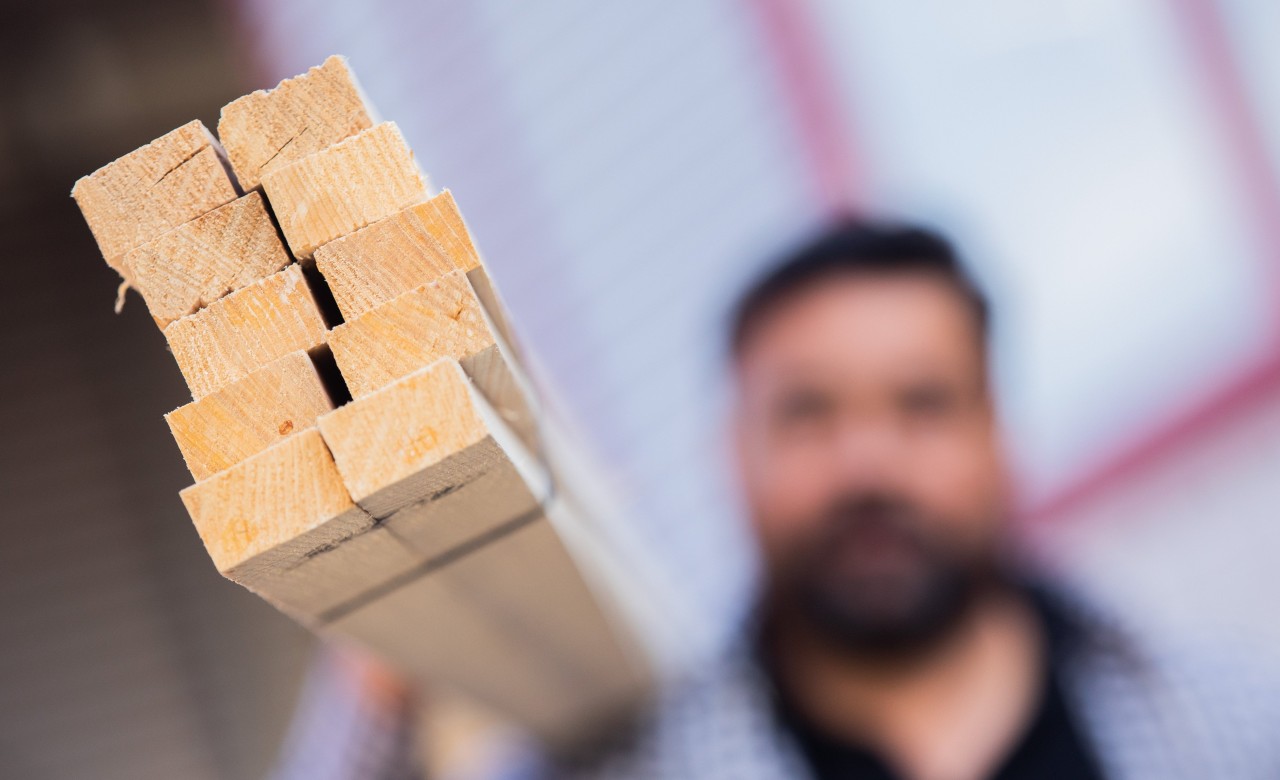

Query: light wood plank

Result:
[313,360,648,745]
[71,120,238,273]
[318,359,491,519]
[262,122,427,260]
[179,427,422,620]
[330,268,540,448]
[328,271,493,399]
[178,429,376,608]
[121,191,292,326]
[465,265,521,362]
[314,189,479,320]
[165,351,334,480]
[318,356,542,574]
[218,54,375,191]
[163,264,327,399]
[326,518,645,749]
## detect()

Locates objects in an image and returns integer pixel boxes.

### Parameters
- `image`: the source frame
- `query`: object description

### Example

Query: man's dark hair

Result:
[730,219,989,355]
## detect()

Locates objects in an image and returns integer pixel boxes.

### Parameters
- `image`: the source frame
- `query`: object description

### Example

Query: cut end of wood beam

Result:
[166,351,335,480]
[262,122,427,260]
[218,54,376,190]
[122,191,293,327]
[315,189,480,321]
[71,120,239,272]
[179,428,370,578]
[163,264,328,399]
[318,359,492,517]
[328,271,494,399]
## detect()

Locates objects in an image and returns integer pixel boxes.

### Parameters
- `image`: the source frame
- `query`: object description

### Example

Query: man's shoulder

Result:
[552,644,803,780]
[552,579,1280,779]
[1045,579,1280,777]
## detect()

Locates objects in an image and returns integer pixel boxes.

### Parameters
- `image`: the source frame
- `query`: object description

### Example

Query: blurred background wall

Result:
[3,0,1279,777]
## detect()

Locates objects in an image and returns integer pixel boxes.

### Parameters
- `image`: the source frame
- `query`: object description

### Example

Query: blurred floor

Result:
[0,2,313,778]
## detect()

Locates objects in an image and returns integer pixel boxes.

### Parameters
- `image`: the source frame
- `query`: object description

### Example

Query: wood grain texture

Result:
[163,264,328,399]
[261,122,427,260]
[218,54,375,191]
[328,271,493,399]
[377,439,541,561]
[465,265,520,359]
[314,189,480,320]
[458,344,539,454]
[179,429,371,582]
[312,359,647,745]
[71,120,238,272]
[165,351,334,480]
[121,191,292,326]
[328,516,645,748]
[318,358,491,518]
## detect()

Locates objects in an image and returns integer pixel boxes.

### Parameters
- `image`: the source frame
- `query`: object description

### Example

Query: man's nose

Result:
[830,414,909,487]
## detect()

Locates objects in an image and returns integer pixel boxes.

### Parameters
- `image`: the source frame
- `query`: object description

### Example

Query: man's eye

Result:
[775,390,834,424]
[901,384,956,416]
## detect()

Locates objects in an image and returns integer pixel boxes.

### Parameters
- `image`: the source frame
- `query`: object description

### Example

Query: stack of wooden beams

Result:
[71,56,651,747]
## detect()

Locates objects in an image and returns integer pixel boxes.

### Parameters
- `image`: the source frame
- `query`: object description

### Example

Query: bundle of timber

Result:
[70,55,666,748]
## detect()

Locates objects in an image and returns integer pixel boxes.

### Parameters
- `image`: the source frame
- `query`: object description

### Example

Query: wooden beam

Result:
[121,191,292,326]
[326,517,647,748]
[327,271,492,399]
[178,428,420,620]
[76,54,676,750]
[165,351,335,480]
[327,270,541,450]
[464,264,522,364]
[318,358,491,518]
[72,120,238,274]
[261,122,427,260]
[163,264,328,399]
[314,189,479,321]
[218,54,375,191]
[314,359,648,745]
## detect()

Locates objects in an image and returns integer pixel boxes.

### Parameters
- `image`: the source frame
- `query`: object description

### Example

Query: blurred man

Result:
[281,220,1280,780]
[558,221,1280,780]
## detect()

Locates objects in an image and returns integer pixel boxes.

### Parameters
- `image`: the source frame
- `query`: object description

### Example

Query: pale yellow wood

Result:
[178,428,424,619]
[321,216,541,448]
[262,122,427,259]
[218,54,375,191]
[318,359,490,518]
[121,191,292,327]
[163,264,328,399]
[465,265,521,361]
[165,351,334,480]
[458,344,540,454]
[179,428,369,579]
[71,120,238,273]
[312,361,646,745]
[328,271,493,399]
[314,189,480,320]
[73,56,666,748]
[327,517,644,748]
[377,439,540,560]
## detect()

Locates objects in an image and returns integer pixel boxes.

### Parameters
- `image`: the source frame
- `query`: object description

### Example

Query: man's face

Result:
[734,271,1008,656]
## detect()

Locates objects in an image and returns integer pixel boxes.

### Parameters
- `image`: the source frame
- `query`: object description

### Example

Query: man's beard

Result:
[772,493,999,663]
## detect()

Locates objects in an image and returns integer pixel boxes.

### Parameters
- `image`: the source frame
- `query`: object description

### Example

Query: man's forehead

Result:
[736,272,985,369]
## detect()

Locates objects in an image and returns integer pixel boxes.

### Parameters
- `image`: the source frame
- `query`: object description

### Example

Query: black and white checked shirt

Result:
[554,581,1280,780]
[277,580,1280,779]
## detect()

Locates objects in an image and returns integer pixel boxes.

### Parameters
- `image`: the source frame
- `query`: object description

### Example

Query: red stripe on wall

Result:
[1169,0,1280,308]
[746,0,863,217]
[1031,0,1280,522]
